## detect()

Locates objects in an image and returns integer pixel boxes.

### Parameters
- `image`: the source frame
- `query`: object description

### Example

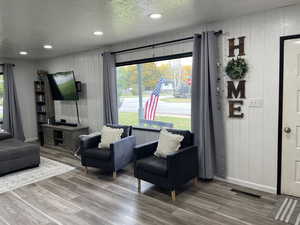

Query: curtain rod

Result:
[0,63,16,67]
[110,30,223,55]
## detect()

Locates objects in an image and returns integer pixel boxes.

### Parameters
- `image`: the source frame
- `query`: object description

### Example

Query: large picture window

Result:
[117,55,192,130]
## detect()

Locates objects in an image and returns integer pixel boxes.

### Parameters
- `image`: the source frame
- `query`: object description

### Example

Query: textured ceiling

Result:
[0,0,298,59]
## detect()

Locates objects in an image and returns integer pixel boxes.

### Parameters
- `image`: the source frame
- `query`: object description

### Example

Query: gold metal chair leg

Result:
[193,177,198,186]
[113,171,117,179]
[84,166,88,174]
[171,190,176,201]
[138,179,141,193]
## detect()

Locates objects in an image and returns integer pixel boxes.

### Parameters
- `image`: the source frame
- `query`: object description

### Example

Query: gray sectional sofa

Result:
[0,132,40,176]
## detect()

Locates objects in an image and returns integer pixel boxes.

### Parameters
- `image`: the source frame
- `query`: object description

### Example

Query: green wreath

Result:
[225,57,248,80]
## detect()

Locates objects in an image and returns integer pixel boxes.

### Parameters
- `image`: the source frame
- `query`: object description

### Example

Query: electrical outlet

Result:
[248,98,264,108]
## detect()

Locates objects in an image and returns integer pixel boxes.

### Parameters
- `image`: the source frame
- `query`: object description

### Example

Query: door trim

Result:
[277,34,300,194]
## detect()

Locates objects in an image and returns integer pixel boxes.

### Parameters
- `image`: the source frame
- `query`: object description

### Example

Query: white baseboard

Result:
[25,137,39,143]
[215,176,277,194]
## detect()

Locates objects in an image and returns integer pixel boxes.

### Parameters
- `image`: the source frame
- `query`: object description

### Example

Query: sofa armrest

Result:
[167,146,198,184]
[80,134,101,150]
[111,136,136,171]
[133,141,158,161]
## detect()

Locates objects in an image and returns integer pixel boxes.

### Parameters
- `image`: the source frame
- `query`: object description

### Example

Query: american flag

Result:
[144,79,165,120]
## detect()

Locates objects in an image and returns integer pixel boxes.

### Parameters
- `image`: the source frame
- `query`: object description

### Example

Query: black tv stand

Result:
[41,124,89,152]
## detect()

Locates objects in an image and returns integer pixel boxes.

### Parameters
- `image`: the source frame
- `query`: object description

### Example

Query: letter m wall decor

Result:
[227,80,246,99]
[227,80,246,118]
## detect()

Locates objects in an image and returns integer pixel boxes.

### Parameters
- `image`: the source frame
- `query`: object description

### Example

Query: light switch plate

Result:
[248,98,264,108]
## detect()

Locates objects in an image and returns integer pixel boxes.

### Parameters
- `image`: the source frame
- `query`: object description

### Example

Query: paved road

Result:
[119,96,190,116]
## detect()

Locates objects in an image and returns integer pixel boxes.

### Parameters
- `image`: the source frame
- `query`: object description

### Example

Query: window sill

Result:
[132,126,161,133]
[132,126,191,132]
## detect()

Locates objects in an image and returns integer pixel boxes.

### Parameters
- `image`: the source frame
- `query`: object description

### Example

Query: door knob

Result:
[284,127,291,134]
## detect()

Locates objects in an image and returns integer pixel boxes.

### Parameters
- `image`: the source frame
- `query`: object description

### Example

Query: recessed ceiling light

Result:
[149,13,162,19]
[43,45,53,49]
[93,31,104,36]
[19,51,28,55]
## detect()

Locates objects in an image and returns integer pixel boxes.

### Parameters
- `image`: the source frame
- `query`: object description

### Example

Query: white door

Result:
[282,38,300,197]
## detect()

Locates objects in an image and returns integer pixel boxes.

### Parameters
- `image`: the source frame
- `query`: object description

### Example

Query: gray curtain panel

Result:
[102,52,118,124]
[2,63,25,141]
[191,32,226,179]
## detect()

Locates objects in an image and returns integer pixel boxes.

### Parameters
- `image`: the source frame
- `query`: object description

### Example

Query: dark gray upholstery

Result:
[0,132,12,140]
[134,129,198,190]
[84,147,111,160]
[136,156,167,177]
[0,137,40,176]
[81,125,136,174]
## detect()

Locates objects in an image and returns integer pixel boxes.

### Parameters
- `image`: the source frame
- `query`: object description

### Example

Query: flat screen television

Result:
[48,71,79,101]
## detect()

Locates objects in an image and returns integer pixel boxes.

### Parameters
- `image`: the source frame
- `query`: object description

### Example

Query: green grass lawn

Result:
[119,112,191,130]
[160,97,191,103]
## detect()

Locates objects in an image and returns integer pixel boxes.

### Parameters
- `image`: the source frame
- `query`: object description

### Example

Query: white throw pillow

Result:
[98,126,124,149]
[154,129,184,158]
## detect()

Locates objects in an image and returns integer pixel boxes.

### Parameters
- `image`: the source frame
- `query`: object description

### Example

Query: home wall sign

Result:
[227,36,247,119]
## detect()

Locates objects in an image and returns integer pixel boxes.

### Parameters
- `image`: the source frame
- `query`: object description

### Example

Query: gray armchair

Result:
[80,124,136,178]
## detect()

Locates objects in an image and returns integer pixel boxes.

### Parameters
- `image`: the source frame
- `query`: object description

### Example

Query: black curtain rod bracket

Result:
[110,30,222,55]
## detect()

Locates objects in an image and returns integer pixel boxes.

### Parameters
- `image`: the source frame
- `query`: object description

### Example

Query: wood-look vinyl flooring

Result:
[0,147,286,225]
